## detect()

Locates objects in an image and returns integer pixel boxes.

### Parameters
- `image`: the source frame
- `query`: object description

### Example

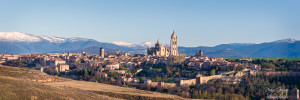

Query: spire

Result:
[157,38,160,43]
[171,30,177,37]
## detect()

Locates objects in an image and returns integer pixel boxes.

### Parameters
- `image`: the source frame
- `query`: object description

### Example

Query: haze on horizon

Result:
[0,0,300,47]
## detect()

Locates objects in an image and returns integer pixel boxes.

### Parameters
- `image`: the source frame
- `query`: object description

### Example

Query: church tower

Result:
[170,30,178,56]
[116,48,120,55]
[100,47,104,58]
[199,49,203,57]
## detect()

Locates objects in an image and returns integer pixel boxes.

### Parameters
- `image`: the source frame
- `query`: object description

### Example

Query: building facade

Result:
[147,31,178,57]
[147,39,170,57]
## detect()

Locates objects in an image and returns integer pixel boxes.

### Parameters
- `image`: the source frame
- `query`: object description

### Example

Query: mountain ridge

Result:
[0,32,299,58]
[0,32,134,54]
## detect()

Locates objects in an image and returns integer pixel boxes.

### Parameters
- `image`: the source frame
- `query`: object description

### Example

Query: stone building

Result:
[50,59,66,66]
[199,50,203,57]
[57,64,69,72]
[147,39,170,57]
[100,47,104,58]
[147,30,178,57]
[105,63,120,70]
[170,30,178,56]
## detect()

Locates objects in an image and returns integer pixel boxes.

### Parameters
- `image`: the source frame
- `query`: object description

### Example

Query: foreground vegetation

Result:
[3,57,300,99]
[46,80,184,100]
[0,65,184,100]
[0,65,117,100]
[225,58,300,71]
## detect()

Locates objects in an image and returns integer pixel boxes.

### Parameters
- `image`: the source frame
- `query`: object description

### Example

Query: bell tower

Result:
[170,30,178,56]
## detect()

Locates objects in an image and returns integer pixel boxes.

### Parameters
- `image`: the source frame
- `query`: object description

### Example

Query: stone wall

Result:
[144,80,177,88]
[161,82,177,88]
[199,75,222,84]
[180,79,196,86]
[180,75,223,86]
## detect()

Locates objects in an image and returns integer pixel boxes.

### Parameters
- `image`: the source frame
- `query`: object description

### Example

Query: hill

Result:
[0,65,184,100]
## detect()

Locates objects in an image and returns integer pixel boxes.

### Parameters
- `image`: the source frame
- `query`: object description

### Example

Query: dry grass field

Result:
[47,81,184,100]
[0,65,120,100]
[0,65,185,100]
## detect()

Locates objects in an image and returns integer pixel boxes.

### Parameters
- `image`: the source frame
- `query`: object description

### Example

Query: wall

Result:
[199,75,222,84]
[179,75,223,86]
[180,79,196,86]
[144,80,177,88]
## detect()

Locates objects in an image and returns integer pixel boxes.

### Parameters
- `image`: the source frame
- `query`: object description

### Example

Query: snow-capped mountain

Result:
[112,41,155,49]
[0,32,42,42]
[0,32,133,54]
[0,32,94,43]
[1,32,300,58]
[271,38,298,43]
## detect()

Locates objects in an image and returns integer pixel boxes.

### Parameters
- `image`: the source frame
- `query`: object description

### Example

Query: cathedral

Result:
[147,30,178,57]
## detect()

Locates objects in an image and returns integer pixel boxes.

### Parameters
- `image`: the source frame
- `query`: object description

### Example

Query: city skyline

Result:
[1,1,300,99]
[1,0,300,46]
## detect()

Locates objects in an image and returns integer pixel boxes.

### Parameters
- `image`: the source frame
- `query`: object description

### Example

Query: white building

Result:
[105,63,119,70]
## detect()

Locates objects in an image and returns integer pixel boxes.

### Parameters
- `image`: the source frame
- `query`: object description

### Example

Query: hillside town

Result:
[1,31,299,99]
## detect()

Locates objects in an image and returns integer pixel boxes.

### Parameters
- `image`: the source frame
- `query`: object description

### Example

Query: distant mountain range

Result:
[178,39,300,58]
[0,32,134,54]
[0,32,299,58]
[112,41,155,50]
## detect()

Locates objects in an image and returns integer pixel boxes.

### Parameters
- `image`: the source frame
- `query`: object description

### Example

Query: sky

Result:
[0,0,300,47]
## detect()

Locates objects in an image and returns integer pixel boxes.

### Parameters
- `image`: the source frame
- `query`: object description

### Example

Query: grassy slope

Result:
[0,65,120,100]
[0,65,184,100]
[47,81,184,100]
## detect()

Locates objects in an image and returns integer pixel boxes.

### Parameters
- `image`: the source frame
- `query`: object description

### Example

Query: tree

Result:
[167,56,185,65]
[210,69,216,76]
[84,69,88,76]
[218,88,223,94]
[261,63,275,69]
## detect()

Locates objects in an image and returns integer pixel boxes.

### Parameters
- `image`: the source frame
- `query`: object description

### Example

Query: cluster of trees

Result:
[226,58,300,71]
[136,60,300,99]
[185,74,299,99]
[54,66,299,100]
[167,56,186,65]
[3,59,31,68]
[139,63,197,82]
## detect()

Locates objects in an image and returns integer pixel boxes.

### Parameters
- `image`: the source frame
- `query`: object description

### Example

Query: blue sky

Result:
[1,0,300,47]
